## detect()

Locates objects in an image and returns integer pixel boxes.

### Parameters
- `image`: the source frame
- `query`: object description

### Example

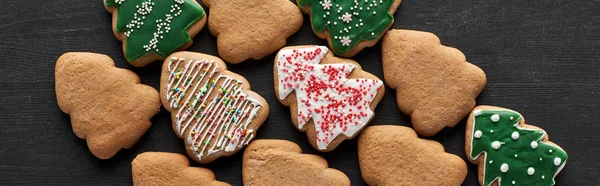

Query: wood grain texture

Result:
[0,0,599,185]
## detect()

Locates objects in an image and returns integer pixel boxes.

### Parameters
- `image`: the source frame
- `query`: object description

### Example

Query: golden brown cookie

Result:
[132,152,230,186]
[382,29,487,136]
[243,139,350,186]
[274,45,385,152]
[465,106,568,186]
[204,0,303,64]
[358,125,468,186]
[160,52,269,164]
[104,0,207,67]
[297,0,402,57]
[55,52,160,159]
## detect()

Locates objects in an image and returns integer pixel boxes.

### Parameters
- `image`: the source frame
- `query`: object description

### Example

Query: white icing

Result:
[166,57,263,161]
[500,163,509,173]
[511,131,519,140]
[527,167,535,175]
[531,141,538,149]
[474,109,482,116]
[554,157,562,166]
[549,149,553,153]
[474,130,482,138]
[491,141,502,150]
[491,114,500,122]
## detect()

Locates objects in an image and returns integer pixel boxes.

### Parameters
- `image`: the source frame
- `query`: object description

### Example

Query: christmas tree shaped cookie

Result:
[204,0,303,64]
[297,0,402,57]
[105,0,206,67]
[160,52,269,163]
[274,46,385,151]
[466,106,568,186]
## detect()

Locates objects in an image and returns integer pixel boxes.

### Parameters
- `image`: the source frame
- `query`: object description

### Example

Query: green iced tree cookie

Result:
[298,0,395,55]
[470,109,568,186]
[106,0,205,62]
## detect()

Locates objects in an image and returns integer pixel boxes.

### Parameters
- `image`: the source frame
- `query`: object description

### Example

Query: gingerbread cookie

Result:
[382,29,487,136]
[104,0,206,67]
[204,0,303,64]
[297,0,402,57]
[132,152,230,186]
[274,46,384,151]
[358,125,467,186]
[466,106,568,186]
[243,139,350,186]
[160,52,269,164]
[55,52,160,159]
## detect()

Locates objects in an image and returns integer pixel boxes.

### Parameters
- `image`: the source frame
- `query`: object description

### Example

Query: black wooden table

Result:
[1,0,598,185]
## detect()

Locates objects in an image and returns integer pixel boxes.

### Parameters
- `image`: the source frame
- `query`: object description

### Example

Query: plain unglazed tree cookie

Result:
[55,52,161,159]
[204,0,303,64]
[274,45,385,152]
[104,0,207,67]
[160,52,269,164]
[466,106,568,186]
[243,139,350,186]
[358,125,468,186]
[382,29,487,136]
[132,152,230,186]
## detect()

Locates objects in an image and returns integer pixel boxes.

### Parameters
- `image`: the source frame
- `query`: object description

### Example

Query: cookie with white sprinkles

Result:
[104,0,207,67]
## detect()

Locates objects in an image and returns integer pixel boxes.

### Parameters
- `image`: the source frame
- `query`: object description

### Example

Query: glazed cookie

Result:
[55,52,160,159]
[382,29,487,136]
[204,0,303,64]
[160,52,269,164]
[297,0,402,57]
[243,139,350,186]
[358,125,468,186]
[132,152,230,186]
[104,0,206,67]
[274,46,385,151]
[466,106,568,186]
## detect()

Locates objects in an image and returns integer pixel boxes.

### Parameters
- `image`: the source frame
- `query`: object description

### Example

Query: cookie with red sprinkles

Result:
[274,45,385,152]
[160,51,269,164]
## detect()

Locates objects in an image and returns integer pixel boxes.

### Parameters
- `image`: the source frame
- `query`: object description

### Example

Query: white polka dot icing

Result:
[491,141,502,150]
[527,167,535,175]
[511,131,519,140]
[554,157,562,166]
[500,163,509,173]
[530,141,538,149]
[490,114,500,122]
[474,130,483,138]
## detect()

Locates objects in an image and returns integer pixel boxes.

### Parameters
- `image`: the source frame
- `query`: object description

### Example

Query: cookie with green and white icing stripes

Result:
[465,105,568,186]
[104,0,207,67]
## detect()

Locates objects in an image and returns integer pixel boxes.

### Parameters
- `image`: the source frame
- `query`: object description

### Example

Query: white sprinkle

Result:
[489,160,493,164]
[512,181,516,185]
[540,158,543,161]
[514,154,518,158]
[511,131,520,140]
[510,116,514,120]
[531,141,538,149]
[549,149,553,153]
[491,114,500,122]
[474,130,483,138]
[554,157,562,166]
[500,163,509,173]
[527,167,535,175]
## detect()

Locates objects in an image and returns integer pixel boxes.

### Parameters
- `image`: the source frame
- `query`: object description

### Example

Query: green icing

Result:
[470,110,568,186]
[106,0,205,62]
[298,0,395,55]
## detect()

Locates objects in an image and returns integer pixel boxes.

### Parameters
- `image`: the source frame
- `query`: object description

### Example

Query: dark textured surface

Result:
[0,0,599,185]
